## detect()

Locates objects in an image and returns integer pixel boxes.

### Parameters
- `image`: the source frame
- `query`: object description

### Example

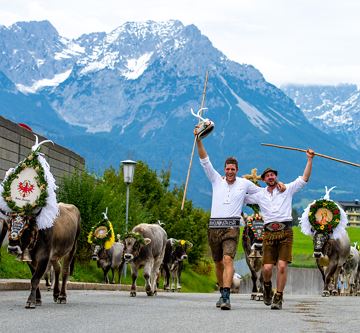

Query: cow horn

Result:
[32,134,54,152]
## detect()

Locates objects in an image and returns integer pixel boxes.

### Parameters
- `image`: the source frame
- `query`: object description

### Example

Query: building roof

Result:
[338,200,360,208]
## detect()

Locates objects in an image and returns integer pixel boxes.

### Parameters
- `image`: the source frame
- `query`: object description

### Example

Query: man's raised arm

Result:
[302,148,315,182]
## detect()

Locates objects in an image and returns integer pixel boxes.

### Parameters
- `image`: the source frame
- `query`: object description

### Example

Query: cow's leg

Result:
[170,269,178,292]
[331,266,342,296]
[177,261,184,291]
[44,270,51,290]
[323,262,337,297]
[57,241,78,304]
[250,269,258,300]
[52,260,61,302]
[27,263,42,306]
[316,260,326,283]
[144,259,154,296]
[130,264,138,297]
[103,266,111,284]
[163,263,171,291]
[26,257,49,309]
[118,261,124,284]
[151,256,163,295]
[256,270,264,301]
[57,254,73,304]
[110,268,115,284]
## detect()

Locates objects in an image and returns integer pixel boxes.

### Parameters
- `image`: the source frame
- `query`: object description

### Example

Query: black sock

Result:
[223,287,230,299]
[219,287,224,294]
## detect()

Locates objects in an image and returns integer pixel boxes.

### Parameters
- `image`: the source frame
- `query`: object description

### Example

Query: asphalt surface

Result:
[0,286,359,333]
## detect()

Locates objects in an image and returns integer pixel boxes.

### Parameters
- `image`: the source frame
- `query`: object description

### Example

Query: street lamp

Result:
[121,160,137,232]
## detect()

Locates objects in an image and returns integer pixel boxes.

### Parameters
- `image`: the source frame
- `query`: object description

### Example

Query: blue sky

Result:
[1,0,359,86]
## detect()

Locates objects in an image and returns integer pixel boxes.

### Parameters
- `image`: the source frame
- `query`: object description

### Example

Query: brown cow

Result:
[123,223,167,297]
[313,231,350,296]
[242,216,264,301]
[7,203,81,308]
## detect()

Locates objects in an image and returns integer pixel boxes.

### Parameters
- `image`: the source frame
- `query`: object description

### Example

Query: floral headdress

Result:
[123,231,146,245]
[87,208,115,250]
[300,186,348,240]
[0,135,58,230]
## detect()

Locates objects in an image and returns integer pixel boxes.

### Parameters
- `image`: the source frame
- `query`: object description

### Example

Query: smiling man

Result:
[195,129,263,310]
[244,149,315,310]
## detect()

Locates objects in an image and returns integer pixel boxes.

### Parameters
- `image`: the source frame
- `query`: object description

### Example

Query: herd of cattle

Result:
[1,204,360,309]
[0,208,193,308]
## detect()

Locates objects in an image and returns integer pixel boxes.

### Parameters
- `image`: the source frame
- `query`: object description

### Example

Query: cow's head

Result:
[7,214,35,256]
[313,232,330,258]
[91,244,102,261]
[170,238,193,262]
[123,232,151,262]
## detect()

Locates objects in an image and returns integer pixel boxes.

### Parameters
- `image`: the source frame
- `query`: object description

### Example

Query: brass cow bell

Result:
[248,249,262,259]
[318,255,330,267]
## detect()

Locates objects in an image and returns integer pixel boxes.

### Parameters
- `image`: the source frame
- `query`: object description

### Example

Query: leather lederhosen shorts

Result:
[208,218,240,262]
[262,221,293,264]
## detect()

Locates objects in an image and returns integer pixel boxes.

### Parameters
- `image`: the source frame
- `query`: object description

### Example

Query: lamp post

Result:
[121,160,137,233]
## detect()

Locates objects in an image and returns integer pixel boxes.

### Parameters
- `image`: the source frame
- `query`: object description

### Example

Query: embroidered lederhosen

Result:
[262,221,293,264]
[208,217,241,262]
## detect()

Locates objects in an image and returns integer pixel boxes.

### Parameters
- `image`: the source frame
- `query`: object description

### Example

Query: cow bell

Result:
[318,255,329,267]
[248,249,262,259]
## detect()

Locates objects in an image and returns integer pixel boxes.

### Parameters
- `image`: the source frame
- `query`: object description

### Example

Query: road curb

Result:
[0,279,144,292]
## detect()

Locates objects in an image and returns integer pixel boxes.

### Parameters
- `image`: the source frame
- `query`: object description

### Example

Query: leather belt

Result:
[264,221,291,232]
[208,218,241,229]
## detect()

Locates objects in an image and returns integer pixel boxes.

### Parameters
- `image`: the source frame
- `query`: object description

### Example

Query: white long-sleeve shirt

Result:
[244,176,307,224]
[200,156,261,218]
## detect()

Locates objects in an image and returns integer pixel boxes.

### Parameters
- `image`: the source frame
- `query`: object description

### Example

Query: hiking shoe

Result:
[263,283,273,306]
[271,293,283,310]
[216,296,223,308]
[220,297,231,310]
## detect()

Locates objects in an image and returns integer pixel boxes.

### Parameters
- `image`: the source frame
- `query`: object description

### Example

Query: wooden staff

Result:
[261,143,360,168]
[181,71,209,210]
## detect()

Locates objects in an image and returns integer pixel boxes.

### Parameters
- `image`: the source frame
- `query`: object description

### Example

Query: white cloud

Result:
[1,0,360,85]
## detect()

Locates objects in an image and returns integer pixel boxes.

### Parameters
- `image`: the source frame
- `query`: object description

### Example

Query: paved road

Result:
[0,290,359,333]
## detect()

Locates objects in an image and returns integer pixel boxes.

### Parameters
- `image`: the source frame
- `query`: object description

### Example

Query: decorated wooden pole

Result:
[261,143,360,168]
[181,71,209,211]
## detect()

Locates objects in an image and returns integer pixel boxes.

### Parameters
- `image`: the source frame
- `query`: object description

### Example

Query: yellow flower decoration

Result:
[180,240,186,246]
[320,225,325,230]
[87,231,94,244]
[104,221,115,250]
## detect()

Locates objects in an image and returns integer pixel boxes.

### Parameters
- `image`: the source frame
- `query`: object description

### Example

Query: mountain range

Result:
[0,20,359,209]
[281,84,360,151]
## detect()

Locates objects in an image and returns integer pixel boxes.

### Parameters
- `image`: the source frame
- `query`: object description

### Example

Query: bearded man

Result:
[244,149,315,310]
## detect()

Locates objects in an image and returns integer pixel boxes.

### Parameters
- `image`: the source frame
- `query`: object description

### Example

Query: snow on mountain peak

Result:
[122,52,153,80]
[16,69,72,94]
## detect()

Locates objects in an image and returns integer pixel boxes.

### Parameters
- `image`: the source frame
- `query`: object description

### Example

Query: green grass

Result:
[0,248,32,279]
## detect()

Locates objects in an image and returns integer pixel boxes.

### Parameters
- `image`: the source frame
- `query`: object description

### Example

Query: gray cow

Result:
[339,245,360,295]
[313,231,350,296]
[92,238,124,284]
[123,223,167,297]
